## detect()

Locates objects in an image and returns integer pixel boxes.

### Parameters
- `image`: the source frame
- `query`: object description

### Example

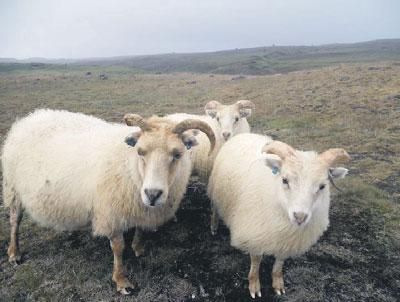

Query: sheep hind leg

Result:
[110,234,135,295]
[248,254,262,299]
[210,205,219,235]
[272,259,286,295]
[131,227,145,257]
[7,201,23,265]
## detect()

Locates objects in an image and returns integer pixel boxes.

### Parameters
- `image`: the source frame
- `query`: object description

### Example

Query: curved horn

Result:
[123,113,150,131]
[261,141,296,160]
[319,148,351,166]
[173,119,216,154]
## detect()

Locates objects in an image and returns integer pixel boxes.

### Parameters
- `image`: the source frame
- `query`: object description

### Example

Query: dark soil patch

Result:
[351,152,395,164]
[376,171,400,203]
[3,182,398,301]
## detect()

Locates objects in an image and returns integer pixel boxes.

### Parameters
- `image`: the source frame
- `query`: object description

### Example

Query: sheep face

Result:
[274,157,332,227]
[205,100,255,142]
[135,130,187,207]
[262,141,350,227]
[124,114,215,207]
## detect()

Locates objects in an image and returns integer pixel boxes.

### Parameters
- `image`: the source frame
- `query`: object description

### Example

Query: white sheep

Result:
[207,134,350,298]
[2,109,215,295]
[166,100,255,183]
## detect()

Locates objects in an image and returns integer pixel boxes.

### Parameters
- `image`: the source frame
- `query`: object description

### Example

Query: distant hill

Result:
[2,39,400,75]
[0,57,73,64]
[73,39,400,74]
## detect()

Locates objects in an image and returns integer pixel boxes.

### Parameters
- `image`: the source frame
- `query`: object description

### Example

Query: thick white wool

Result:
[2,109,191,237]
[207,133,330,259]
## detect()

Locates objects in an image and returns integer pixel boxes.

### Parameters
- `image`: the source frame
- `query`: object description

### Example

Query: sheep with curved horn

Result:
[208,133,350,298]
[2,109,215,295]
[166,99,255,183]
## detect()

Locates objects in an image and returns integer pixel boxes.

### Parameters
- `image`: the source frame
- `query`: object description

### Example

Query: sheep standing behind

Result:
[167,100,255,183]
[208,133,350,298]
[2,109,215,295]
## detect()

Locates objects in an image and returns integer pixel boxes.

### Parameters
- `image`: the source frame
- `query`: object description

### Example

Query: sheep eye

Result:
[172,150,182,160]
[319,184,326,191]
[234,117,239,122]
[216,117,220,122]
[137,148,146,156]
[282,178,289,185]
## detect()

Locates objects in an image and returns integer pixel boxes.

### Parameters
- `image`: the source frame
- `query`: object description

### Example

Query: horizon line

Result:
[1,37,399,62]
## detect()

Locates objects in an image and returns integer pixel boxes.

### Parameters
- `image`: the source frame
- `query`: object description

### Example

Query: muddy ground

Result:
[1,182,399,302]
[0,63,399,301]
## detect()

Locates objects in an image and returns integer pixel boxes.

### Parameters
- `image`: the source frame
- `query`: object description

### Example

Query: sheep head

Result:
[262,141,350,227]
[123,113,215,207]
[204,99,255,141]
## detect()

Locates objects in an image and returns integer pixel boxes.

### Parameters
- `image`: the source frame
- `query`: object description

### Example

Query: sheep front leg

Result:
[272,259,285,295]
[110,234,135,295]
[8,202,23,265]
[210,204,219,235]
[248,254,262,298]
[131,227,145,257]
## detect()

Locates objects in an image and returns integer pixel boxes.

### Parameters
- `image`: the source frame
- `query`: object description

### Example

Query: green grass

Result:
[258,115,318,130]
[0,60,399,301]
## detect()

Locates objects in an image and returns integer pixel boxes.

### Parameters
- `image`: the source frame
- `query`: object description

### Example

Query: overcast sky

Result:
[1,0,399,59]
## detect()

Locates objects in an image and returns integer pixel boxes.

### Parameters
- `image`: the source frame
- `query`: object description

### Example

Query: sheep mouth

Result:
[289,214,311,227]
[142,199,165,208]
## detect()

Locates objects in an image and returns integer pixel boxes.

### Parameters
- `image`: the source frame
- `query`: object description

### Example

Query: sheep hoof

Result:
[249,280,261,299]
[274,287,286,296]
[249,290,261,299]
[9,257,21,266]
[119,287,135,295]
[273,276,285,295]
[133,246,145,257]
[210,214,219,235]
[7,249,22,266]
[116,279,136,295]
[173,215,178,223]
[132,242,145,257]
[114,273,136,295]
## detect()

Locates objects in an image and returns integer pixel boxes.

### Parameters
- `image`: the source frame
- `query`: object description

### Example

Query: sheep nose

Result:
[222,132,231,140]
[144,189,163,206]
[293,212,308,225]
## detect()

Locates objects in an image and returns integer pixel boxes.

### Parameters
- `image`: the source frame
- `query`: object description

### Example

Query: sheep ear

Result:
[329,167,348,179]
[125,132,141,147]
[236,100,255,118]
[181,132,199,150]
[205,100,221,118]
[263,154,282,174]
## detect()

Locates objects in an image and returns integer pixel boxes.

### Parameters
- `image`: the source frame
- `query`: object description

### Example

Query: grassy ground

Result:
[0,62,399,301]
